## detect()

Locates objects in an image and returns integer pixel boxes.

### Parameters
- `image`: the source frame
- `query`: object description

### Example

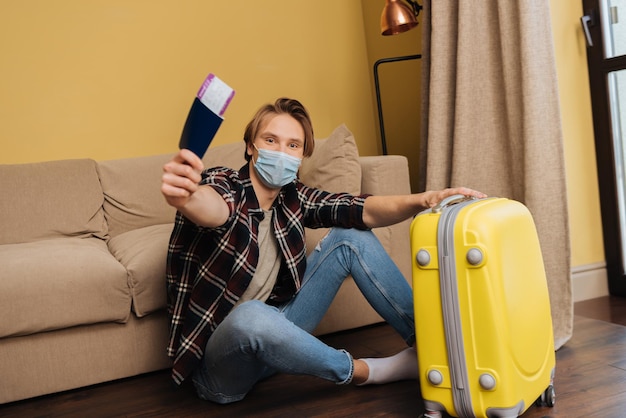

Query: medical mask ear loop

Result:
[252,144,260,165]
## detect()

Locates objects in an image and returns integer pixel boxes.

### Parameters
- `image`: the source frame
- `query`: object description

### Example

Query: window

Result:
[583,0,626,294]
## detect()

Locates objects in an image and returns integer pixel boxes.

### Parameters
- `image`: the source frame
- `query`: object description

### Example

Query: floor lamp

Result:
[373,54,421,155]
[376,0,422,155]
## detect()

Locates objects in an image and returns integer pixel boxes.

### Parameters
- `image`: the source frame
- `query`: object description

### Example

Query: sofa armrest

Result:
[358,155,412,284]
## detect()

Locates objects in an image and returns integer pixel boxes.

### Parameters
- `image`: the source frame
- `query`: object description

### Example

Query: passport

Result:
[178,73,235,158]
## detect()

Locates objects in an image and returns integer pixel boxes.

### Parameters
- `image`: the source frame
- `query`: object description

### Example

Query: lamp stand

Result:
[373,54,421,155]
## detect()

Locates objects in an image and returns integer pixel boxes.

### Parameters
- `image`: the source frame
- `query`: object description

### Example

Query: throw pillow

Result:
[299,124,361,195]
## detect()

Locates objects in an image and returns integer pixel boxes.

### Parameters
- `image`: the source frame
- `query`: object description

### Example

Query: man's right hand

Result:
[161,149,204,209]
[161,149,230,228]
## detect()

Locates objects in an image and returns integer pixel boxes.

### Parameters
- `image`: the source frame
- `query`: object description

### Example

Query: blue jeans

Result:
[192,228,415,404]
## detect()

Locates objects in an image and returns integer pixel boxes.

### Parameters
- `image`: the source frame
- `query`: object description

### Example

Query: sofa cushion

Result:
[0,159,107,245]
[0,238,131,338]
[203,141,247,170]
[299,124,362,195]
[108,223,174,317]
[97,154,177,238]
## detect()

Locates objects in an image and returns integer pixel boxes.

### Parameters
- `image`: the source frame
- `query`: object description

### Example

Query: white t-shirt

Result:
[235,209,281,306]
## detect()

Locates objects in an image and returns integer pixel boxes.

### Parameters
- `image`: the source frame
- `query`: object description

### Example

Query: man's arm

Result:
[362,187,487,228]
[161,149,230,228]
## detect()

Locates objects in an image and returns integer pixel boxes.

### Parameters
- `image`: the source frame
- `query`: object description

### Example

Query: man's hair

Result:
[243,97,315,161]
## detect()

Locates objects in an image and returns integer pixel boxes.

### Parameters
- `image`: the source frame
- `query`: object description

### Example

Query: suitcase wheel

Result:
[535,384,556,407]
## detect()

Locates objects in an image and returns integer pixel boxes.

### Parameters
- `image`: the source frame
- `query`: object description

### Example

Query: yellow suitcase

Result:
[410,196,555,418]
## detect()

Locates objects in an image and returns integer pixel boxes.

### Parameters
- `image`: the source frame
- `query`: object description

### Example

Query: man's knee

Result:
[328,227,378,247]
[227,300,280,337]
[329,227,369,239]
[226,301,296,350]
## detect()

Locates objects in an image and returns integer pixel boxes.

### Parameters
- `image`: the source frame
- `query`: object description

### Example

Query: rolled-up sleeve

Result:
[296,184,371,230]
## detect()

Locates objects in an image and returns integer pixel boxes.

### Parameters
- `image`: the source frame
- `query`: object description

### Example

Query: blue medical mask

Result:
[253,145,302,188]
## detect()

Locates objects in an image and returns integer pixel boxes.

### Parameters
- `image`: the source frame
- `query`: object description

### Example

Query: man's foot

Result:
[355,347,419,386]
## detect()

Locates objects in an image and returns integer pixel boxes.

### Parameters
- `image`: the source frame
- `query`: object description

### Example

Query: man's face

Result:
[247,114,305,161]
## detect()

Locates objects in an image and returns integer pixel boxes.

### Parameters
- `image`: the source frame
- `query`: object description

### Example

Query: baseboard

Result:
[572,262,609,302]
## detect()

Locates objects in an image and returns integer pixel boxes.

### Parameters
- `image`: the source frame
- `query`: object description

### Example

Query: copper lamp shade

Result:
[376,0,422,154]
[380,0,419,36]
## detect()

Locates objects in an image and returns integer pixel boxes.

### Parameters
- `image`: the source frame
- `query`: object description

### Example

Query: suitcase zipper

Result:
[438,199,476,417]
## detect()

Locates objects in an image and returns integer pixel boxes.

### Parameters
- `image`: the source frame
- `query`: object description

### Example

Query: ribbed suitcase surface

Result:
[410,196,555,418]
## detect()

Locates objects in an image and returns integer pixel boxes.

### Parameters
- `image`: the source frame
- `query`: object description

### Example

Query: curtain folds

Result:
[419,1,572,348]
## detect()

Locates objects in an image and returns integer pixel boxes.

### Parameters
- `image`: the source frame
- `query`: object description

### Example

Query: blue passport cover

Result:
[178,97,223,159]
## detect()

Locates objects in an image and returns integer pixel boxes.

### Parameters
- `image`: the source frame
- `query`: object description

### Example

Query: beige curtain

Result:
[419,1,572,349]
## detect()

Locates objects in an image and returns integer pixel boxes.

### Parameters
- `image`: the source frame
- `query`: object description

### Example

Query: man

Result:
[161,97,486,404]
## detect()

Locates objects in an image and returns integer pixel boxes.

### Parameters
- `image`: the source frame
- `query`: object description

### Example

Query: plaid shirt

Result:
[166,163,369,385]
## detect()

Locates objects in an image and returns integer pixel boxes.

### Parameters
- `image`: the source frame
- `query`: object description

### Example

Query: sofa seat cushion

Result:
[108,223,173,317]
[0,238,131,338]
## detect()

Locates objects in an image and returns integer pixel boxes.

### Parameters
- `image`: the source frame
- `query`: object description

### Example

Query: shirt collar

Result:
[239,162,294,215]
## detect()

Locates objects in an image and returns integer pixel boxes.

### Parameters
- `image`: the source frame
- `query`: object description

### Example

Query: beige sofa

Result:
[0,124,412,404]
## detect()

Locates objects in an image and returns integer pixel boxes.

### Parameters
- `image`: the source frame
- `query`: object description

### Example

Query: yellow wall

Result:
[361,0,422,191]
[0,1,606,270]
[0,0,378,164]
[550,0,605,267]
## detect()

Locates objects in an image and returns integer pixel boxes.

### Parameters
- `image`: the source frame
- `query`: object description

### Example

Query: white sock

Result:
[357,347,419,386]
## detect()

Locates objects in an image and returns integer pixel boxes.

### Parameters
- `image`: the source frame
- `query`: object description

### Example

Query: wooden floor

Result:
[2,296,626,417]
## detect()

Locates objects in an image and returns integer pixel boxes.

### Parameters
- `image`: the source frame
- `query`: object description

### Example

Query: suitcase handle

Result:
[432,194,476,213]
